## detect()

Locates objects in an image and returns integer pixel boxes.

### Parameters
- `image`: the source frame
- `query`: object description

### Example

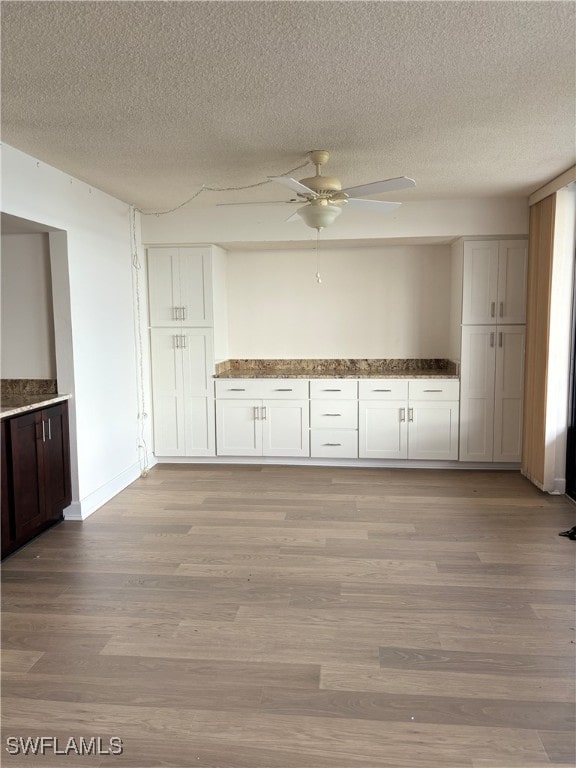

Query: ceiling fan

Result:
[219,150,416,230]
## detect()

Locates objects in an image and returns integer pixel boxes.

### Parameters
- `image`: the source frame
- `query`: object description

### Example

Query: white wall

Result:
[1,144,151,519]
[225,245,452,359]
[141,197,529,245]
[1,233,57,378]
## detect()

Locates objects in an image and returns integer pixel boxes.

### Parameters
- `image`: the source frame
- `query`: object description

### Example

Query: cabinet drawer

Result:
[215,379,309,399]
[310,429,358,458]
[309,380,358,399]
[358,379,408,400]
[310,400,358,429]
[409,379,460,400]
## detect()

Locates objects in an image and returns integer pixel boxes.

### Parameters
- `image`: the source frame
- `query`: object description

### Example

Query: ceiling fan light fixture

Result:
[297,202,342,230]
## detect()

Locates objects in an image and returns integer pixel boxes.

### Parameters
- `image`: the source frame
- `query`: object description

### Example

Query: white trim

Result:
[154,455,520,471]
[63,458,157,521]
[529,166,576,206]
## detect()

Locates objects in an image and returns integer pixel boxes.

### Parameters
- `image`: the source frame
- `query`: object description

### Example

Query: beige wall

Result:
[1,233,56,378]
[225,245,452,359]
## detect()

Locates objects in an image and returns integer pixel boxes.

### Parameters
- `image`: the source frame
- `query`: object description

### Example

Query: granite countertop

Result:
[0,394,72,420]
[214,369,458,379]
[213,359,459,380]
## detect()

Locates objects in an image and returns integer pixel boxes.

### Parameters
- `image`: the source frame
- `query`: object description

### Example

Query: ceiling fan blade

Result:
[342,176,416,198]
[216,200,297,207]
[284,210,302,223]
[345,199,402,212]
[268,176,318,197]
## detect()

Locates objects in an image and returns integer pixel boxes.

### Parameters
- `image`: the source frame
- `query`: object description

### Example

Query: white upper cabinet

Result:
[497,241,528,325]
[461,240,527,325]
[462,241,499,325]
[148,246,212,327]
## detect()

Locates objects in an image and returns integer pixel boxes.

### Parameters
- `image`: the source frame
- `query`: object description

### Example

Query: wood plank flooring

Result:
[1,465,575,767]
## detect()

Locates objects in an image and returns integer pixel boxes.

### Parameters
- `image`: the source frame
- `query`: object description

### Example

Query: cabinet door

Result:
[150,328,186,456]
[262,400,309,457]
[181,328,214,397]
[9,411,45,541]
[462,241,499,324]
[179,247,213,326]
[184,397,216,456]
[147,247,181,326]
[459,325,496,462]
[41,404,71,522]
[497,241,528,324]
[1,420,13,558]
[408,402,459,460]
[216,400,262,456]
[358,401,408,459]
[493,326,525,462]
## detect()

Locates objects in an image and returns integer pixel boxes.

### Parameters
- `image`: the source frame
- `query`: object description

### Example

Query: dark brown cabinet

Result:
[1,402,71,559]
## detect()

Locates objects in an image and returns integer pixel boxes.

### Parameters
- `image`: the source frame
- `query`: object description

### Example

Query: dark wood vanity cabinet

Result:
[1,402,71,559]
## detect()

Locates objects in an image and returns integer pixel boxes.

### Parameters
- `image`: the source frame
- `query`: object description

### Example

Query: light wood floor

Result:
[2,465,575,767]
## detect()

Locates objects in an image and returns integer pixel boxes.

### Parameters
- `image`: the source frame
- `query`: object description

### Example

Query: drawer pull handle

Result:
[253,406,259,420]
[399,408,406,422]
[324,443,342,447]
[408,408,414,422]
[491,301,496,318]
[374,389,392,392]
[323,389,342,392]
[275,388,293,391]
[229,388,246,391]
[423,389,442,392]
[323,413,342,417]
[499,301,504,318]
[498,331,503,348]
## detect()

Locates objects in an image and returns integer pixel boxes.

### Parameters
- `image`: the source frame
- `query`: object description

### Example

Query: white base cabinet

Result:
[460,325,525,462]
[215,380,310,457]
[359,379,459,461]
[309,379,358,458]
[216,399,309,457]
[150,328,215,456]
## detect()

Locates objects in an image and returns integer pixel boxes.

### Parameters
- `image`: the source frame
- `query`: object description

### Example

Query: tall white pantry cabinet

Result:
[147,245,227,456]
[456,239,528,462]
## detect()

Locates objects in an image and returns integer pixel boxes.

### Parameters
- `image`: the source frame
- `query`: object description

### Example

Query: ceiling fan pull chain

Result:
[315,229,322,284]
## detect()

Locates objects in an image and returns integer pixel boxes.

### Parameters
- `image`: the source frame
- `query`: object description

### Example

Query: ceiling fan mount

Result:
[297,150,343,197]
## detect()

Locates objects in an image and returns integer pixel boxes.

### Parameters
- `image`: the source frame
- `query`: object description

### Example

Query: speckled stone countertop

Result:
[0,380,70,419]
[0,394,71,420]
[214,359,459,379]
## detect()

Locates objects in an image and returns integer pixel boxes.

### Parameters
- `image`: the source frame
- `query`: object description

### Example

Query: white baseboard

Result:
[520,469,566,495]
[64,457,158,521]
[155,455,521,471]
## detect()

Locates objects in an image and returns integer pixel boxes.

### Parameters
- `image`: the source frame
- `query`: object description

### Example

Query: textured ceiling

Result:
[2,1,575,211]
